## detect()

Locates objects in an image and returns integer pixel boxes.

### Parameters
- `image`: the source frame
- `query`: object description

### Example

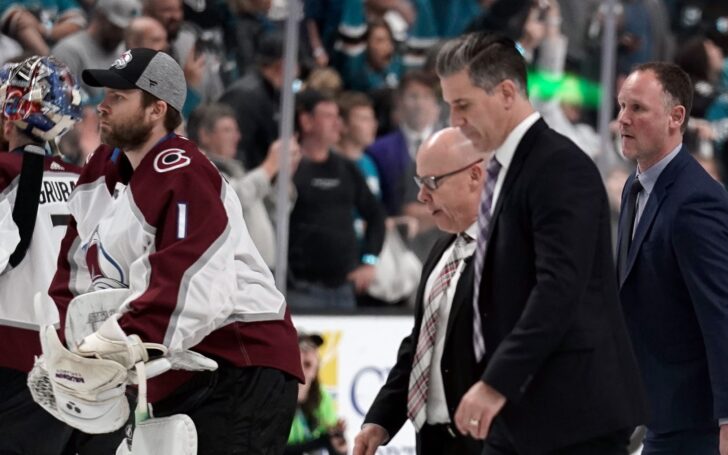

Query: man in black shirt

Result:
[219,31,289,169]
[288,90,386,311]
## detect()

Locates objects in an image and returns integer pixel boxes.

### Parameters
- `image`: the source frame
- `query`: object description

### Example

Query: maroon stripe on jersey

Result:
[1,153,82,192]
[0,153,23,192]
[0,325,42,372]
[48,217,81,345]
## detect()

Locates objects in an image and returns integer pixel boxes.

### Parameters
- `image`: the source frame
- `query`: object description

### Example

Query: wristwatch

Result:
[361,254,378,266]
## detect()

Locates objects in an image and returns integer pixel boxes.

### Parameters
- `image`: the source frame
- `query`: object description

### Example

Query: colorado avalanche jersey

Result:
[48,135,303,400]
[0,152,80,372]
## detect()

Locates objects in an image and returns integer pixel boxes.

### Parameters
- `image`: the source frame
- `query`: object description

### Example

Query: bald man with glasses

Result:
[354,127,488,455]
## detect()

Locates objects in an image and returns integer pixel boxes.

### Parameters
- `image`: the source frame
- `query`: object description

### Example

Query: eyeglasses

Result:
[413,158,484,191]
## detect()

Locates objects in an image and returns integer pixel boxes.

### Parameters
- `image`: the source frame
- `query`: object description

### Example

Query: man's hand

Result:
[720,424,728,455]
[261,137,301,179]
[454,380,507,439]
[347,264,376,294]
[329,418,348,454]
[353,423,388,455]
[183,47,205,89]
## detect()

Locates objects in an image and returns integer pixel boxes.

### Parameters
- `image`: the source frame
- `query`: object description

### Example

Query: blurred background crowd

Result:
[1,0,727,314]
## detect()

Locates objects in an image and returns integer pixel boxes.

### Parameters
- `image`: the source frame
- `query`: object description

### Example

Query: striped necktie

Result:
[472,157,502,362]
[407,234,471,430]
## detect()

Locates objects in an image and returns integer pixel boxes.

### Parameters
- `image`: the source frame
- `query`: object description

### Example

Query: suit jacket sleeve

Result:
[482,145,607,402]
[673,191,728,420]
[363,327,415,439]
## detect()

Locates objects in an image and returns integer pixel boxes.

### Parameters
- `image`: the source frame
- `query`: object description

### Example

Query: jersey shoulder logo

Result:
[154,148,191,173]
[50,161,65,171]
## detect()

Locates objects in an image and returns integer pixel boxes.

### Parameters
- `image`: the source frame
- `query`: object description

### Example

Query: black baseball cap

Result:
[82,48,186,112]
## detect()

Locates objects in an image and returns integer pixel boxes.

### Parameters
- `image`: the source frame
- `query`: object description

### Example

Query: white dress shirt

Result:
[633,143,681,230]
[423,223,477,424]
[491,112,541,214]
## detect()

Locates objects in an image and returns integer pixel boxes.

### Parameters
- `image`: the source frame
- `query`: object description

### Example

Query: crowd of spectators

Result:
[2,0,728,312]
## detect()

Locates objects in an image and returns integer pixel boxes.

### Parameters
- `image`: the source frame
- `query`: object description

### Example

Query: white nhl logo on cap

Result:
[112,51,133,69]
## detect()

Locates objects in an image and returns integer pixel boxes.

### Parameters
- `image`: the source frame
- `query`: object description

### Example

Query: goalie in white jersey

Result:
[42,48,303,454]
[0,56,93,453]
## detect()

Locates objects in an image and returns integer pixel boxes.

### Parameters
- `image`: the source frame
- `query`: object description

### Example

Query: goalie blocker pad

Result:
[28,325,130,434]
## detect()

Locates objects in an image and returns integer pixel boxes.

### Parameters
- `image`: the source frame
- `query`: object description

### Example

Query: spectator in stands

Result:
[286,333,347,455]
[220,30,293,169]
[337,92,380,197]
[366,71,441,260]
[51,0,141,105]
[288,90,385,311]
[226,0,275,79]
[125,15,168,51]
[338,17,403,92]
[404,0,482,68]
[338,91,421,306]
[675,35,726,119]
[0,0,87,56]
[366,71,440,217]
[305,67,344,98]
[143,0,224,114]
[675,34,728,177]
[188,102,300,270]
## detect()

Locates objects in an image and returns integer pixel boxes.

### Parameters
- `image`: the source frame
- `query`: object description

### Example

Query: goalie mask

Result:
[0,56,82,142]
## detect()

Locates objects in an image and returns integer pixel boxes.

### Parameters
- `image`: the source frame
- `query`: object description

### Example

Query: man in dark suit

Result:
[616,62,728,454]
[353,127,488,455]
[436,32,648,454]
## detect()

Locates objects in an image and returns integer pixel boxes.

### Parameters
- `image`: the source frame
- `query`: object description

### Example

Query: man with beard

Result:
[46,48,303,453]
[52,0,142,105]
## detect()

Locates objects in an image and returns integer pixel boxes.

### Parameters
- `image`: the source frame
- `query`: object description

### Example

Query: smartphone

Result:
[194,32,217,57]
[536,0,550,21]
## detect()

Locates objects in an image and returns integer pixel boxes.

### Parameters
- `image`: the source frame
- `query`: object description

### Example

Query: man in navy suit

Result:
[616,62,728,454]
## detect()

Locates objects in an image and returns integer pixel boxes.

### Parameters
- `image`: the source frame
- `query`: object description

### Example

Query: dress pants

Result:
[642,427,718,454]
[417,423,482,455]
[482,416,632,455]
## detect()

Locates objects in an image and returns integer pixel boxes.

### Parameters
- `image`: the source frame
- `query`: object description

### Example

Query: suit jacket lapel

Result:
[414,234,455,325]
[488,119,547,245]
[619,148,688,286]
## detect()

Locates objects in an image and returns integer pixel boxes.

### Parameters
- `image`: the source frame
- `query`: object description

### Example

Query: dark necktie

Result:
[618,178,644,281]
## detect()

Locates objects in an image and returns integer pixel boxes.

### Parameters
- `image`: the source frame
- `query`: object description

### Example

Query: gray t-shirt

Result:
[51,31,123,104]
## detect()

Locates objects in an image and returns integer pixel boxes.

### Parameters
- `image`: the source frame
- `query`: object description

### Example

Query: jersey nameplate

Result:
[39,177,76,204]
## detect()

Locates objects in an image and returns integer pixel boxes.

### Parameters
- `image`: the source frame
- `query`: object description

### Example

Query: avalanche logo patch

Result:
[154,148,191,173]
[86,228,126,289]
[111,50,132,69]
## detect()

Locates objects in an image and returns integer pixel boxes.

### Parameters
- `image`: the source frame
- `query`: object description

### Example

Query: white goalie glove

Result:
[74,315,166,369]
